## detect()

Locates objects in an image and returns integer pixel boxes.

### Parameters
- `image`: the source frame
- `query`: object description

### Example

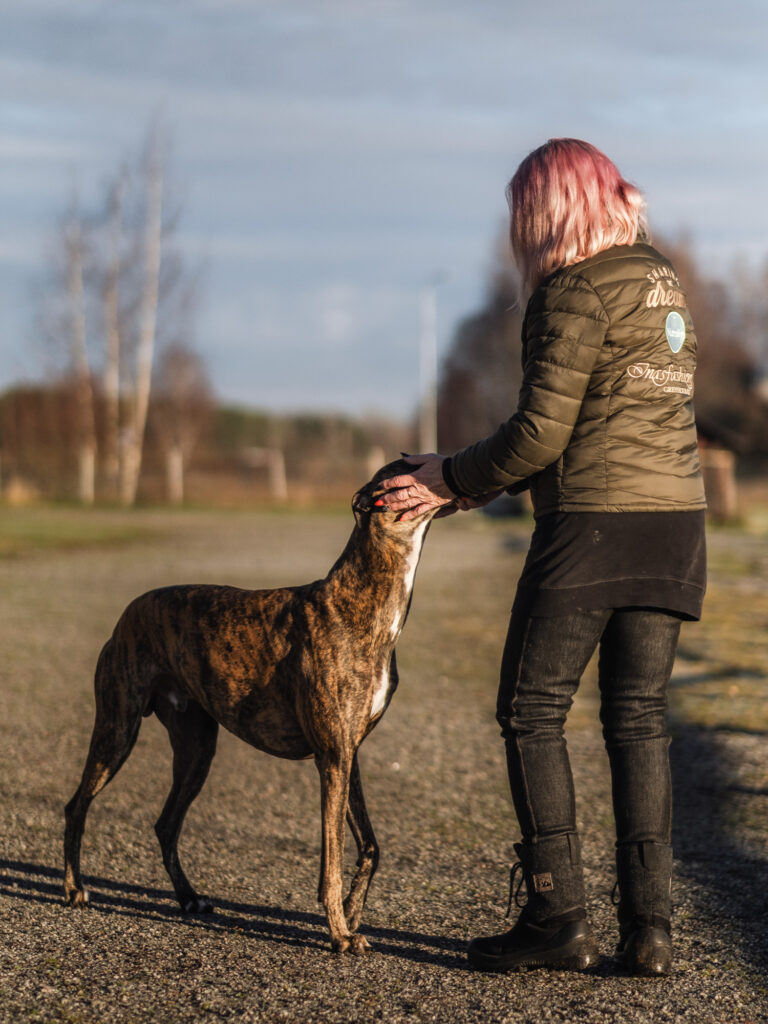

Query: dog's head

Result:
[352,458,447,528]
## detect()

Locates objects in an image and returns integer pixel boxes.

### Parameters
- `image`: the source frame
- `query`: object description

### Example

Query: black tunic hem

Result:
[515,509,706,621]
[516,578,705,621]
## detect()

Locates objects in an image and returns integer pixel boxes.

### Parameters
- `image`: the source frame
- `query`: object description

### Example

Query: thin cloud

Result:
[2,0,768,415]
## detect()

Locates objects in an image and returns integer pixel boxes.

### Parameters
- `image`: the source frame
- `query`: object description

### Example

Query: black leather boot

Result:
[467,833,599,972]
[614,841,673,977]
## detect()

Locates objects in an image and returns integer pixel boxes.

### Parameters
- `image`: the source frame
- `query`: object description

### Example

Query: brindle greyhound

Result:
[63,459,444,954]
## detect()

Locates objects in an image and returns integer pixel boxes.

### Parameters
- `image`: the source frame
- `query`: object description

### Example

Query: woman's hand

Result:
[455,488,506,511]
[379,453,455,521]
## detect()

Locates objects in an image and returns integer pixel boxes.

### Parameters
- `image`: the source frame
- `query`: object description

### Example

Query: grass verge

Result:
[0,506,158,558]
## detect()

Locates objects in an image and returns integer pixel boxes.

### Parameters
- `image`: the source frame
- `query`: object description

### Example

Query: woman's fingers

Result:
[377,480,437,511]
[377,452,453,517]
[377,475,426,510]
[396,499,449,522]
[378,473,417,493]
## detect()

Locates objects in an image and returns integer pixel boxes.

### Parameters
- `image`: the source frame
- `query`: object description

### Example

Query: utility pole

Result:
[418,280,440,453]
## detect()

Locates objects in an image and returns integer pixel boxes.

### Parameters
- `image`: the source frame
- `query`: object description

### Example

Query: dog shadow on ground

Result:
[670,721,768,977]
[0,858,468,968]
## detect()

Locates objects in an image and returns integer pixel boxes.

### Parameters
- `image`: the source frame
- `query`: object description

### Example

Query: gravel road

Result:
[0,508,766,1023]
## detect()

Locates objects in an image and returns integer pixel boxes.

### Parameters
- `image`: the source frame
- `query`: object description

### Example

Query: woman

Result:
[381,139,706,977]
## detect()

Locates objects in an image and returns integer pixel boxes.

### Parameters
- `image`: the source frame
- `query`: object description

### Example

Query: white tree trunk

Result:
[120,148,163,506]
[103,180,123,500]
[66,211,96,505]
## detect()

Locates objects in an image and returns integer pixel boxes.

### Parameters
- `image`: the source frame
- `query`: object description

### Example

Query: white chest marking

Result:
[389,519,429,640]
[370,664,391,720]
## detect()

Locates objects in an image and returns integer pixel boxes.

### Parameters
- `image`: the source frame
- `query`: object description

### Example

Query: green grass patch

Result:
[670,523,768,733]
[0,507,157,558]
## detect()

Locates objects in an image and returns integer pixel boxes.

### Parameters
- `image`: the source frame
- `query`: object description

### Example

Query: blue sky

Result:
[2,0,768,417]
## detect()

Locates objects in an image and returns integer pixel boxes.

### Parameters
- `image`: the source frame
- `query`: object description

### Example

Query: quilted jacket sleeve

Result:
[448,270,609,497]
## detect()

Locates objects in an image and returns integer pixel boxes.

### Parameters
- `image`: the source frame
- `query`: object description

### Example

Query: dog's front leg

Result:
[316,752,371,955]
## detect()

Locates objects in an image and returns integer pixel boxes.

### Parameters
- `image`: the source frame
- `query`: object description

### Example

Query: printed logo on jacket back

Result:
[625,265,693,394]
[645,265,686,310]
[626,362,693,396]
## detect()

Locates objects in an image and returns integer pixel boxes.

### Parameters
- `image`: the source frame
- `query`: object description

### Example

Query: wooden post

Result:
[700,445,738,523]
[243,447,288,501]
[166,446,184,504]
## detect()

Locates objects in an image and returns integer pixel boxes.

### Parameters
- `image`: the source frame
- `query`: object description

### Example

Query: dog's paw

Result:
[333,933,371,956]
[66,888,90,908]
[181,896,214,915]
[349,934,371,956]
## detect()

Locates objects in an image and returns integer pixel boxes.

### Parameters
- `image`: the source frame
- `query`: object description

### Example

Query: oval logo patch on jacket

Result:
[665,311,686,353]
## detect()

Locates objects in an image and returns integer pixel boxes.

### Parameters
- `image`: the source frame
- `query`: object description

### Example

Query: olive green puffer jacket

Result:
[448,242,707,514]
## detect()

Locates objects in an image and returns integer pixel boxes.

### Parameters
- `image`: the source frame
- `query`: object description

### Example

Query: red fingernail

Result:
[374,499,384,506]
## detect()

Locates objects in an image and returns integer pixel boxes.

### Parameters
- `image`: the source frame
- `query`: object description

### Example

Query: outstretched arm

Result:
[380,454,503,522]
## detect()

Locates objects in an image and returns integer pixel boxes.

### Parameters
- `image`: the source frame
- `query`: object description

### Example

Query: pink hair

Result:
[507,138,649,296]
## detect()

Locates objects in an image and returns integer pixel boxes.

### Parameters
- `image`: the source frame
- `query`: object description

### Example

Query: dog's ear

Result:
[352,488,374,514]
[352,486,387,526]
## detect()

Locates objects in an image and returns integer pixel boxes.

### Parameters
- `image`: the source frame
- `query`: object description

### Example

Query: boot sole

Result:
[468,935,599,973]
[615,950,672,977]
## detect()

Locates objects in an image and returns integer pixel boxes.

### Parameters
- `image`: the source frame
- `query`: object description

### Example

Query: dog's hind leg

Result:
[64,676,144,907]
[153,697,219,915]
[316,750,370,955]
[343,752,379,932]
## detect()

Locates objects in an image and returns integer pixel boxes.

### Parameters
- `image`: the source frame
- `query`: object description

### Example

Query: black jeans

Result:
[496,602,681,846]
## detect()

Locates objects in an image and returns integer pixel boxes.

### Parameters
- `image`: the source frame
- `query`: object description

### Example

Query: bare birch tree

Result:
[40,120,202,504]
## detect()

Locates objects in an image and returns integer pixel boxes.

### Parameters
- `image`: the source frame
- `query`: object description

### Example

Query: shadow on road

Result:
[670,722,768,977]
[0,858,468,968]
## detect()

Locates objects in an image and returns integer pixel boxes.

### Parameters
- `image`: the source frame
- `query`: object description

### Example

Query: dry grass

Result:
[673,524,768,733]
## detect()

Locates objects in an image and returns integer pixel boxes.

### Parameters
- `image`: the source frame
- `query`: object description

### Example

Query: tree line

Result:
[0,384,410,506]
[437,232,768,464]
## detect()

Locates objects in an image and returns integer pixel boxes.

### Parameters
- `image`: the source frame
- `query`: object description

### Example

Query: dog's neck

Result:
[324,517,430,641]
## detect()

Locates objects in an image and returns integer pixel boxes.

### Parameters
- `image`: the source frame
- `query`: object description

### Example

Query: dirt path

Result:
[0,509,766,1023]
